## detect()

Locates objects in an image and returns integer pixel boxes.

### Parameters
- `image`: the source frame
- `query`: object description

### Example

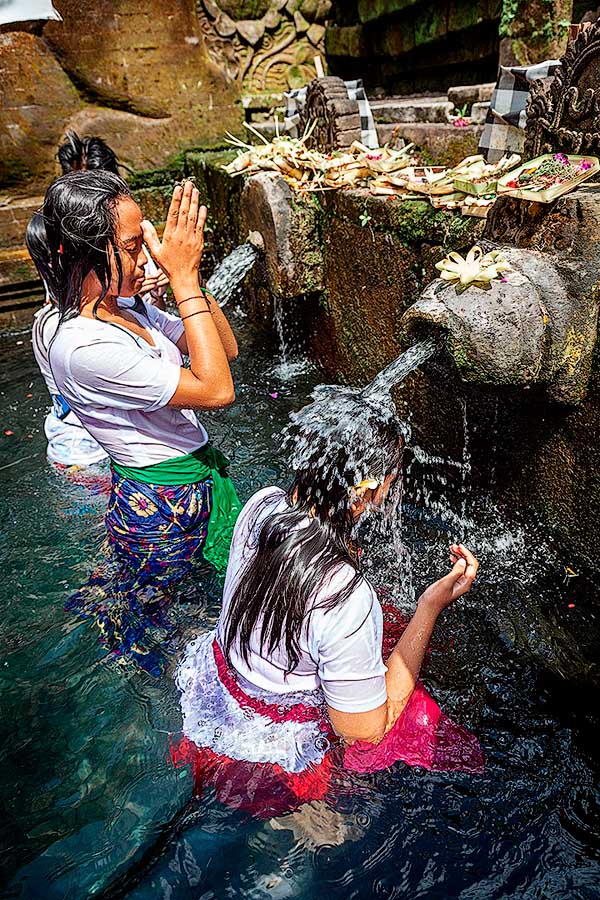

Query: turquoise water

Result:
[1,316,599,899]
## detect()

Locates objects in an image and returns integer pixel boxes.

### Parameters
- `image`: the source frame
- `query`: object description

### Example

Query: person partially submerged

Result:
[28,172,240,673]
[173,386,484,817]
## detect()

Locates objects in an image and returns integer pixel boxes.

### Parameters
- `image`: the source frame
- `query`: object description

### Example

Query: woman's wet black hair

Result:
[25,212,53,300]
[223,412,404,675]
[57,131,120,176]
[28,170,131,323]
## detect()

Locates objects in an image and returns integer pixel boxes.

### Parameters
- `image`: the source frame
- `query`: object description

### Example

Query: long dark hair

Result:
[57,131,120,175]
[223,411,405,674]
[27,170,131,323]
[25,212,53,299]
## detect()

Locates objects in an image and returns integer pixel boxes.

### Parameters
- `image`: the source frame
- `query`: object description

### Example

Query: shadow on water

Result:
[0,314,599,899]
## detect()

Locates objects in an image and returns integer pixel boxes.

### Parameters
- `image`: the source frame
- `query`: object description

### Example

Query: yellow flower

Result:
[128,492,158,518]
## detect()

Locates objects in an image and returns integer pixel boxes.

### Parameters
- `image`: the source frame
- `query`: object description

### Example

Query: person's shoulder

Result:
[320,564,378,616]
[236,486,286,532]
[247,485,286,507]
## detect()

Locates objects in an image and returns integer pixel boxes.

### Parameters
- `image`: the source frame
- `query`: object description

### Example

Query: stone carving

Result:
[302,77,361,150]
[402,245,600,405]
[196,0,330,94]
[525,20,600,157]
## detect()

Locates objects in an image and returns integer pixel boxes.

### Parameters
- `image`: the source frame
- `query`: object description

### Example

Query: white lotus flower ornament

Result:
[435,246,512,289]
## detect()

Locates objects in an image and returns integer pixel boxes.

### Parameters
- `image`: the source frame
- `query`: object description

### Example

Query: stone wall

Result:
[325,0,503,94]
[325,0,574,94]
[0,0,331,192]
[0,0,242,190]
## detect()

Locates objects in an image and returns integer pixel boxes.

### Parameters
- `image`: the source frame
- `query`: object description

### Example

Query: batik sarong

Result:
[66,472,213,676]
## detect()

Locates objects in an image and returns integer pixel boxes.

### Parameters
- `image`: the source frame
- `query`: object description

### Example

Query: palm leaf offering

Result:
[435,246,512,289]
[223,127,593,217]
[222,125,415,192]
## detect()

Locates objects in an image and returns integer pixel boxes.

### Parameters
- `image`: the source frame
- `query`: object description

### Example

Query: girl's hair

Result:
[57,131,120,175]
[223,413,404,674]
[27,170,132,323]
[25,212,53,299]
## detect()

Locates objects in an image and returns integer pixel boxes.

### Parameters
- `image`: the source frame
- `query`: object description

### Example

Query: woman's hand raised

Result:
[417,544,479,614]
[141,181,207,291]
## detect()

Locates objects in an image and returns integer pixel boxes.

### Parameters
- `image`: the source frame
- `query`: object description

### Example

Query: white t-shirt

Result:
[32,305,108,465]
[218,487,388,714]
[48,300,208,467]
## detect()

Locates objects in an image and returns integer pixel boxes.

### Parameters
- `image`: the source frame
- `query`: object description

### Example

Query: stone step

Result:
[378,122,483,166]
[0,248,43,331]
[370,95,453,124]
[0,194,44,250]
[447,82,495,109]
[0,248,39,288]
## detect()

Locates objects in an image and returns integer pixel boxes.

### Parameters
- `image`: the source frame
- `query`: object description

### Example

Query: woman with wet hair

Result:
[28,212,110,467]
[57,130,169,306]
[28,171,241,673]
[172,396,483,817]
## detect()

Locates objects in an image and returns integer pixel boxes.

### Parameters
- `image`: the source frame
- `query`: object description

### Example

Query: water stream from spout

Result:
[287,339,439,545]
[273,295,291,373]
[206,241,261,307]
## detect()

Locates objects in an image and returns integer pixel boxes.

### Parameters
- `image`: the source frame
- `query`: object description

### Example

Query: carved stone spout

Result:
[401,246,600,405]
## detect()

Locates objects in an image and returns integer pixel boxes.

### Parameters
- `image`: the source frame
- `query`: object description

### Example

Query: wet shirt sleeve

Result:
[313,576,388,714]
[144,302,185,345]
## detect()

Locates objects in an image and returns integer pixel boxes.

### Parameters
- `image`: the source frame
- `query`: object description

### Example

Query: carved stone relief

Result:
[302,77,361,150]
[526,21,600,157]
[196,0,331,95]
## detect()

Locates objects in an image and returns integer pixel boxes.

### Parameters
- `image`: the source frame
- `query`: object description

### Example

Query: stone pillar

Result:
[499,0,573,66]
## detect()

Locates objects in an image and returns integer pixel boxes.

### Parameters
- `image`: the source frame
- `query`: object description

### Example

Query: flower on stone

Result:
[128,492,158,518]
[580,159,592,171]
[435,246,512,289]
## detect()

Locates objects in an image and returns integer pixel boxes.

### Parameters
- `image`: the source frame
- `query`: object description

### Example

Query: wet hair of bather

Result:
[223,397,405,675]
[27,170,132,324]
[25,212,53,299]
[57,130,120,176]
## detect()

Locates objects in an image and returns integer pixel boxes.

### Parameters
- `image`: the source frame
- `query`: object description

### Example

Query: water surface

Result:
[1,315,599,899]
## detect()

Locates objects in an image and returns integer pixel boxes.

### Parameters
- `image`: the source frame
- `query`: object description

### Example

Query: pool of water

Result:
[1,313,599,899]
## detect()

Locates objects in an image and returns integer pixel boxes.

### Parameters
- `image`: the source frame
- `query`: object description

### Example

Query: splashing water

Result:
[286,339,438,538]
[206,238,262,307]
[270,295,313,381]
[288,339,438,468]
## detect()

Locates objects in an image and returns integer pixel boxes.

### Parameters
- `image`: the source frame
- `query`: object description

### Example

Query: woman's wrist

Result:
[416,591,445,618]
[171,275,202,301]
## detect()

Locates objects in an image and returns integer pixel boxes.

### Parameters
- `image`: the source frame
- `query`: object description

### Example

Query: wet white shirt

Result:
[218,487,388,714]
[32,304,108,465]
[48,299,208,467]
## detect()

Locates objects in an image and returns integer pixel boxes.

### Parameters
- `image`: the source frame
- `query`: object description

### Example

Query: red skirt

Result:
[171,609,484,818]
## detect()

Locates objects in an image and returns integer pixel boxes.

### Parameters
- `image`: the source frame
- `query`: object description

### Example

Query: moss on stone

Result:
[185,149,245,258]
[500,0,571,63]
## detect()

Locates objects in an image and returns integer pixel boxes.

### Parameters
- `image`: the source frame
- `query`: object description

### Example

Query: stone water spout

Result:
[401,245,600,405]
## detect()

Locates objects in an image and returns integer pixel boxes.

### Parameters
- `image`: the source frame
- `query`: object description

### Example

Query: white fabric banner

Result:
[0,0,61,26]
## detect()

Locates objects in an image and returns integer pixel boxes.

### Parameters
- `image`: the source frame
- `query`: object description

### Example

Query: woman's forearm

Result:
[170,277,235,408]
[384,599,440,730]
[204,289,238,361]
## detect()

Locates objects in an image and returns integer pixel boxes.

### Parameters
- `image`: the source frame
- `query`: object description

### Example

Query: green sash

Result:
[111,444,241,574]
